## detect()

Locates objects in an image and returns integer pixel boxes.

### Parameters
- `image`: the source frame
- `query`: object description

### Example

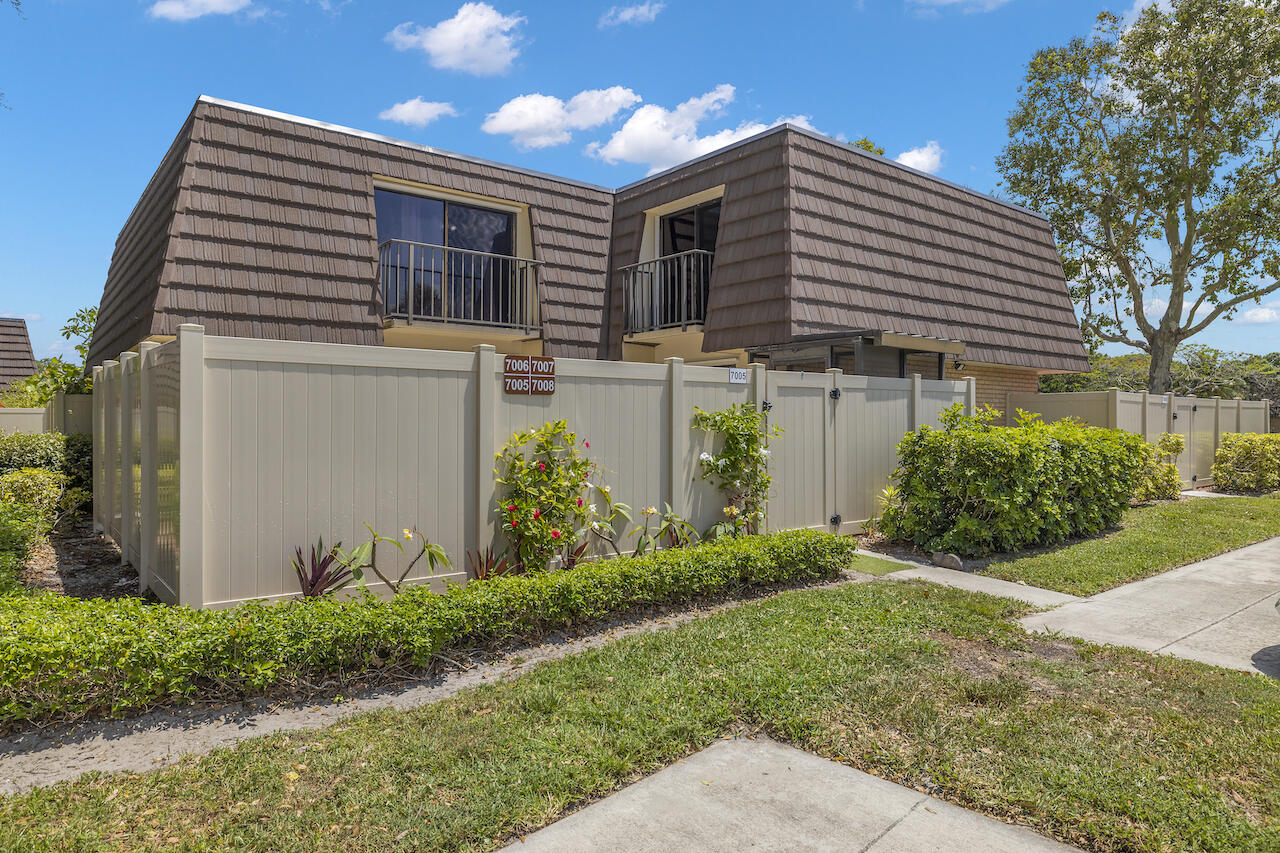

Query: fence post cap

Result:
[825,367,842,375]
[139,340,160,351]
[118,350,138,363]
[664,356,684,365]
[472,343,496,353]
[176,323,205,334]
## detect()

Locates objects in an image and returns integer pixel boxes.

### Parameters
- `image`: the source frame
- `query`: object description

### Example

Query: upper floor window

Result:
[660,200,720,256]
[374,188,514,256]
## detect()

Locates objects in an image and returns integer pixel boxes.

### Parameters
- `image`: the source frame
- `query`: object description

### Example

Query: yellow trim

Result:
[878,332,965,356]
[639,185,726,263]
[382,322,543,356]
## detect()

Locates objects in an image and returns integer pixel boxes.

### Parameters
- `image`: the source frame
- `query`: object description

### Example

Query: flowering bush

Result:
[693,404,781,538]
[495,420,593,570]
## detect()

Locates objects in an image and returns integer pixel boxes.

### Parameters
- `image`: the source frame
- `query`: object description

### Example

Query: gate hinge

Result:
[761,400,773,412]
[829,388,842,400]
[1172,412,1179,420]
[829,513,842,526]
[1191,474,1198,483]
[1192,404,1198,412]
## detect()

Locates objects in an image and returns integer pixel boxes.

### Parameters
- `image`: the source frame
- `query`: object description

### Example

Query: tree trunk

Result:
[1147,332,1177,392]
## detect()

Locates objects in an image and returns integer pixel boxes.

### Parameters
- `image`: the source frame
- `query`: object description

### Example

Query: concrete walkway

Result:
[888,564,1080,608]
[1021,536,1280,676]
[502,738,1077,852]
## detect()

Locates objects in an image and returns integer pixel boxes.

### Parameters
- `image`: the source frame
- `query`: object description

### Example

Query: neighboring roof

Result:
[0,319,37,391]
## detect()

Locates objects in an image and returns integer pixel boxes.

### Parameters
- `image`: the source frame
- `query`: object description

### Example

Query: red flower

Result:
[511,518,518,528]
[550,529,562,539]
[533,509,541,519]
[576,497,583,507]
[584,440,590,448]
[538,462,546,471]
[508,504,517,512]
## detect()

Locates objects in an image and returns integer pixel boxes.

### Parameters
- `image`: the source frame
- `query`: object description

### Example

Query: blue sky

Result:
[1,0,1276,360]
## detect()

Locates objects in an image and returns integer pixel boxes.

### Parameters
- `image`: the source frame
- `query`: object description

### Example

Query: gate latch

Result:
[829,388,842,400]
[761,400,773,412]
[829,514,842,526]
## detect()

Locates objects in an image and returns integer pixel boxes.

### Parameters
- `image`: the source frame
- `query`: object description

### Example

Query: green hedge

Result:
[0,432,65,474]
[880,407,1147,556]
[0,432,91,492]
[0,529,854,728]
[1212,433,1280,493]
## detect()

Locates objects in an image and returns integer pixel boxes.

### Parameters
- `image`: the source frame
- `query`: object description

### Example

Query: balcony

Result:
[377,239,542,333]
[621,249,713,335]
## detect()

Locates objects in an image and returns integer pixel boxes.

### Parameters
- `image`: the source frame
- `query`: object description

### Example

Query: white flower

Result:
[717,457,729,469]
[601,485,610,493]
[761,448,771,458]
[699,452,713,462]
[733,480,741,489]
[588,503,597,514]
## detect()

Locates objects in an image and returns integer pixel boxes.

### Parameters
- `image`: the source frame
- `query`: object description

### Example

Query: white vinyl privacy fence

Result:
[94,325,973,609]
[1009,390,1271,488]
[0,392,92,435]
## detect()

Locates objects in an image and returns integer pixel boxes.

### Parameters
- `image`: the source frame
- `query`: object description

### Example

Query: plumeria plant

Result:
[580,482,633,558]
[494,420,594,571]
[693,403,781,538]
[334,524,452,595]
[630,503,698,557]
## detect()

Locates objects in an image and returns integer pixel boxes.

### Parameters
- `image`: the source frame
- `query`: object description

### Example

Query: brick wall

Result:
[903,355,1040,419]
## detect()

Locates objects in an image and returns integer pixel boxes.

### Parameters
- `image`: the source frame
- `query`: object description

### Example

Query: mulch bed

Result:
[16,516,151,601]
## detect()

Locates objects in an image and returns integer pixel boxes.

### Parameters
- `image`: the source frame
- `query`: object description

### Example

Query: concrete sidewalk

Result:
[502,738,1077,852]
[888,564,1080,608]
[1020,536,1280,676]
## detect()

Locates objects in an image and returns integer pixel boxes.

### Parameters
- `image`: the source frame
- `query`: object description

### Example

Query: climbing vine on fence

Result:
[693,403,782,538]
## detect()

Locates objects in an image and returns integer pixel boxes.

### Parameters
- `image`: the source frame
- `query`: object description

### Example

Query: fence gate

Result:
[763,371,835,532]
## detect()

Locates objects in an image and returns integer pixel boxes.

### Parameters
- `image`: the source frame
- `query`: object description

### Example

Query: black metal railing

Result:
[620,249,713,334]
[377,239,542,333]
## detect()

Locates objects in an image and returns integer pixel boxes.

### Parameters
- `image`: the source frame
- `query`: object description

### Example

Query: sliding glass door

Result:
[375,188,516,324]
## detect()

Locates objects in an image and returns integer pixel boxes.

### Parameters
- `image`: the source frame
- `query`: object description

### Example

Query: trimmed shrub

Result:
[0,529,855,727]
[63,433,93,492]
[1212,433,1280,493]
[879,406,1147,556]
[0,468,66,536]
[0,432,66,476]
[1133,433,1184,503]
[0,500,39,597]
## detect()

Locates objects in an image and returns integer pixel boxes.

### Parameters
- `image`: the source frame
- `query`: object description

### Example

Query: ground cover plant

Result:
[982,493,1280,595]
[3,581,1277,853]
[0,529,856,728]
[879,405,1147,556]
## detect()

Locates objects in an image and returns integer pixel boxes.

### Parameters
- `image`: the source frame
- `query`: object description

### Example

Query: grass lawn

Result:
[3,581,1278,852]
[846,552,909,576]
[981,494,1280,596]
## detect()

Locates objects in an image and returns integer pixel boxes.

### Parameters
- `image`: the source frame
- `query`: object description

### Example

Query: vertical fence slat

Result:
[177,325,205,609]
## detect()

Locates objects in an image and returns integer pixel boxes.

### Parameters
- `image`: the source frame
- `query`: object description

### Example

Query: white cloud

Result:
[147,0,250,21]
[0,312,42,323]
[386,3,524,76]
[1236,306,1280,325]
[599,2,664,27]
[378,97,459,128]
[483,87,641,149]
[589,84,814,174]
[906,0,1015,14]
[894,140,945,174]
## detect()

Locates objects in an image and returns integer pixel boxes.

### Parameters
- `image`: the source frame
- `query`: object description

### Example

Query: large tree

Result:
[997,0,1280,391]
